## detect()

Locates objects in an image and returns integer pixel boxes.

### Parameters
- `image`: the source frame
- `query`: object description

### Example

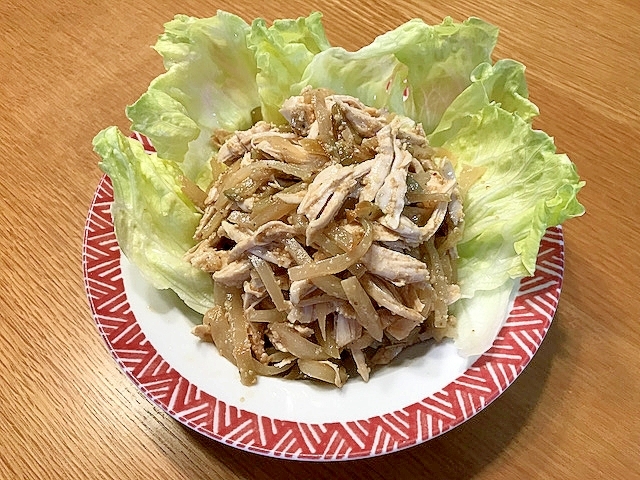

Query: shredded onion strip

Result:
[288,219,373,281]
[298,359,347,387]
[341,276,383,341]
[285,237,348,298]
[246,308,286,323]
[269,323,329,360]
[225,286,257,386]
[249,255,287,311]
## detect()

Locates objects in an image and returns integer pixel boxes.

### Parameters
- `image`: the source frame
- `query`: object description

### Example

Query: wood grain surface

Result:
[1,0,638,478]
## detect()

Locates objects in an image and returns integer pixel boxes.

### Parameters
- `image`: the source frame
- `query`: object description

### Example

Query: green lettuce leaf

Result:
[432,61,583,355]
[296,17,499,133]
[428,59,539,146]
[248,12,331,123]
[93,126,214,314]
[126,11,261,188]
[443,105,584,297]
[453,278,518,356]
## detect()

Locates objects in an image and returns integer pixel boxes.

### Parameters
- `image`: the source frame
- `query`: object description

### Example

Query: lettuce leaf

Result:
[443,106,584,297]
[94,11,334,317]
[93,126,214,314]
[296,17,499,133]
[126,11,261,188]
[248,12,331,123]
[442,96,583,353]
[125,11,332,189]
[429,59,539,146]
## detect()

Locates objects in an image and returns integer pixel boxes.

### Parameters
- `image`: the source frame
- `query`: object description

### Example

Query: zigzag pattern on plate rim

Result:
[83,172,564,461]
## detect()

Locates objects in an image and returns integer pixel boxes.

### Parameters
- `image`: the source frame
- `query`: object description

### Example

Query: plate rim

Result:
[83,173,564,461]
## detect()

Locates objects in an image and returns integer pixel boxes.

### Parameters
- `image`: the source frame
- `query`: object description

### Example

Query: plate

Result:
[83,143,564,460]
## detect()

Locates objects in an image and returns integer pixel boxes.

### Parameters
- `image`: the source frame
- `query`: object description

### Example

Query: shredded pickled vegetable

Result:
[186,88,464,387]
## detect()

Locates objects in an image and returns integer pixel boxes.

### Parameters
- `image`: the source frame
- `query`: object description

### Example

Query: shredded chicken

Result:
[361,244,430,286]
[359,124,395,202]
[298,161,373,242]
[212,259,251,286]
[217,121,273,164]
[375,145,413,229]
[186,87,464,387]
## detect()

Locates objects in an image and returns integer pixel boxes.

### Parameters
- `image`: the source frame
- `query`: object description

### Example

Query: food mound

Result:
[185,88,464,387]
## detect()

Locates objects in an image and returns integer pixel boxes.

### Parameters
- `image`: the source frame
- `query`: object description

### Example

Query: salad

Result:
[93,11,584,386]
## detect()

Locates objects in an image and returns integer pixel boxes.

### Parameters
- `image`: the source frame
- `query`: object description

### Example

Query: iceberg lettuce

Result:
[425,59,584,353]
[297,17,499,134]
[426,59,584,295]
[248,12,331,123]
[93,126,214,314]
[125,11,261,188]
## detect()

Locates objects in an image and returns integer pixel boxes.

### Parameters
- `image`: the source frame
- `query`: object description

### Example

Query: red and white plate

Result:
[83,161,564,461]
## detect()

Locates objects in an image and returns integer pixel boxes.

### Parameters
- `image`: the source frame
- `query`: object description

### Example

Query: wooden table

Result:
[2,0,638,478]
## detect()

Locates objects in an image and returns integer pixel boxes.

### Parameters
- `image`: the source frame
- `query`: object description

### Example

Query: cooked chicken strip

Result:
[379,208,449,246]
[375,143,412,229]
[212,259,251,286]
[219,220,250,244]
[361,244,430,286]
[247,245,293,268]
[280,95,315,136]
[359,275,424,322]
[228,220,299,262]
[342,222,403,243]
[359,124,395,203]
[185,243,229,272]
[254,137,312,165]
[448,187,464,226]
[217,121,273,164]
[298,161,373,242]
[333,97,384,137]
